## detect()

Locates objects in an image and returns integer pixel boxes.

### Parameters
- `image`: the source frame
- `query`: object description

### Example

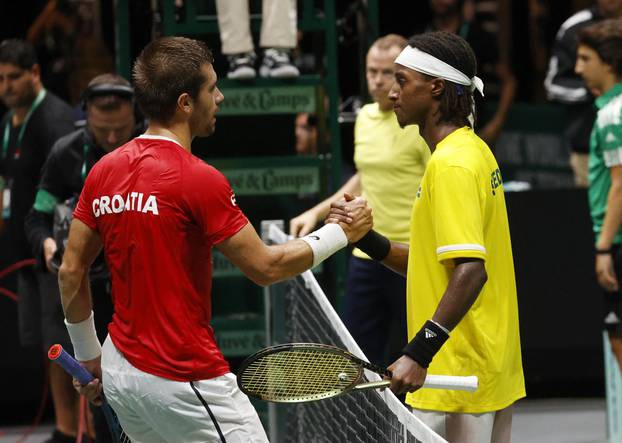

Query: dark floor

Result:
[0,398,608,443]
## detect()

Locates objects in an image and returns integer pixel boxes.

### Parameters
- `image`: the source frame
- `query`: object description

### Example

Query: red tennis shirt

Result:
[73,134,248,381]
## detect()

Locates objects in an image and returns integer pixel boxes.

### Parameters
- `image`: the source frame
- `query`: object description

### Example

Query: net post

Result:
[260,219,284,443]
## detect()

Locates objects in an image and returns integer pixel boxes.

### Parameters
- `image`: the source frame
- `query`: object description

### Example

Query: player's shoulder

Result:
[42,90,73,114]
[432,128,486,167]
[87,138,135,176]
[597,93,622,128]
[183,156,230,187]
[356,103,381,120]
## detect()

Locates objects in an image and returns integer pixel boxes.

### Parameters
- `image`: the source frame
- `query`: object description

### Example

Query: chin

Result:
[395,114,407,128]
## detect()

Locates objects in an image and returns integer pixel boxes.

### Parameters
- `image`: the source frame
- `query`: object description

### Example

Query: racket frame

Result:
[237,343,390,403]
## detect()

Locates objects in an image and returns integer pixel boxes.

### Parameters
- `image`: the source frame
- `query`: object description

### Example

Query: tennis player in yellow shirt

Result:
[329,31,525,442]
[290,34,429,368]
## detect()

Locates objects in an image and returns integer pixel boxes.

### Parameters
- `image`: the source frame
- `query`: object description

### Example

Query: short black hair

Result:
[578,19,622,78]
[0,39,38,69]
[407,31,477,128]
[133,36,214,123]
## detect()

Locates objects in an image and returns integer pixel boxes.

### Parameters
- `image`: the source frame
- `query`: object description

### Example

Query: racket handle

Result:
[354,375,478,392]
[424,375,478,392]
[48,344,95,386]
[353,380,391,390]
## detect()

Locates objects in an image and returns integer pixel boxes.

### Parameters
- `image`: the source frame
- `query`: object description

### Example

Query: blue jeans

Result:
[342,256,407,367]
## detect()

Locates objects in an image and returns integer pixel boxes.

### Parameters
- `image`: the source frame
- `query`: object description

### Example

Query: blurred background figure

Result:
[24,72,140,443]
[425,0,516,146]
[545,0,622,188]
[0,38,76,443]
[575,19,622,371]
[26,0,114,107]
[215,0,299,79]
[294,112,318,156]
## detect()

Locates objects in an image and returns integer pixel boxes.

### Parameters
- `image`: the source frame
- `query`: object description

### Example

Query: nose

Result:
[216,87,224,105]
[388,83,399,101]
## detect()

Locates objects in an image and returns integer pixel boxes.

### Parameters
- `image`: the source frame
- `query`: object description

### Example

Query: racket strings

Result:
[240,349,360,402]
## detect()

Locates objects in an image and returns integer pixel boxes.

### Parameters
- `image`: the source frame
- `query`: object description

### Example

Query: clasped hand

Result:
[325,193,373,243]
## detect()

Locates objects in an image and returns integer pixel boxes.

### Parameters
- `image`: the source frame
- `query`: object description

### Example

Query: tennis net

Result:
[262,221,447,443]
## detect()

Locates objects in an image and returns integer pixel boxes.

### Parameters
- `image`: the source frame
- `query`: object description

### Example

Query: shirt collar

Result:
[595,83,622,109]
[435,126,472,151]
[138,134,184,148]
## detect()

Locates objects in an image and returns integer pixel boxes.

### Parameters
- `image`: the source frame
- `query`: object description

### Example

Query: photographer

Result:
[24,73,141,443]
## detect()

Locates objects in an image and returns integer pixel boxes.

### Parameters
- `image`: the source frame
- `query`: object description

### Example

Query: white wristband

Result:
[64,311,102,361]
[300,223,348,268]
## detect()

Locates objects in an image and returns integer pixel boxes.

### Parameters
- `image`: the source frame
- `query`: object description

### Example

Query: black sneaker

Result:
[259,48,300,78]
[226,52,256,80]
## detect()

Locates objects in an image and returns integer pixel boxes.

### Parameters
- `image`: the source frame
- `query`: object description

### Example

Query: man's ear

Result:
[177,93,193,114]
[431,78,445,98]
[30,63,41,82]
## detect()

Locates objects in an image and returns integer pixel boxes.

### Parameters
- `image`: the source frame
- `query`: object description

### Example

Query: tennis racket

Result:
[237,343,478,403]
[48,344,130,443]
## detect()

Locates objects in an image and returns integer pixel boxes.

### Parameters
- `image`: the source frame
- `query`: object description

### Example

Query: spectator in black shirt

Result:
[544,0,622,187]
[25,72,139,443]
[425,0,516,146]
[0,39,75,443]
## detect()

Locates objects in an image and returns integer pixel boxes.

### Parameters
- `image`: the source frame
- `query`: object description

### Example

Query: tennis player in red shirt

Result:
[57,36,371,442]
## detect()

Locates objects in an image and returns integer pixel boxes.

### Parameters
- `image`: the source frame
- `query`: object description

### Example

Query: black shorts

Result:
[17,267,73,352]
[603,245,622,335]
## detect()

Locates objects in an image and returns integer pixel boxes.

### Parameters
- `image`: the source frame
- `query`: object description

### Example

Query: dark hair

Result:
[0,39,38,69]
[407,31,477,128]
[133,36,214,123]
[84,73,133,112]
[578,19,622,77]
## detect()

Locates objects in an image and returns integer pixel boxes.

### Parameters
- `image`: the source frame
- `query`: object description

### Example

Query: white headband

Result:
[394,46,484,97]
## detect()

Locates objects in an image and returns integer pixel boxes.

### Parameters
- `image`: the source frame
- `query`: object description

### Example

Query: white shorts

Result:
[101,336,268,443]
[411,405,513,443]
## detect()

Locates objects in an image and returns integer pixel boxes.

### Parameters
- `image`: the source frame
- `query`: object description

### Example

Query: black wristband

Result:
[355,229,391,261]
[596,247,613,255]
[402,320,450,368]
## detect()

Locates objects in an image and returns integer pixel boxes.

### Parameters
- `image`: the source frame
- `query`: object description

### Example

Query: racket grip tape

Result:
[48,344,95,386]
[425,375,478,392]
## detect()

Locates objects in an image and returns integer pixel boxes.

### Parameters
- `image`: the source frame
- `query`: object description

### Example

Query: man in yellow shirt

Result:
[331,31,525,442]
[290,35,429,366]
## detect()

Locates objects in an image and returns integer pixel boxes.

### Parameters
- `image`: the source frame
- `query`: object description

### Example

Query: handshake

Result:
[291,193,373,243]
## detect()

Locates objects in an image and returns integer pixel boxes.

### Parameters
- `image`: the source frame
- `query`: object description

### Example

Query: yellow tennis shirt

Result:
[352,103,429,259]
[405,127,525,413]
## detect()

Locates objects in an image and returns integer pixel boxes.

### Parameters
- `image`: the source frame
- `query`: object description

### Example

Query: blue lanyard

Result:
[2,88,47,159]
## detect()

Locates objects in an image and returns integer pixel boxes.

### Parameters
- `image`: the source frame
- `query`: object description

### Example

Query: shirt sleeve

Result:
[33,143,64,214]
[73,164,98,230]
[183,163,248,244]
[600,122,622,168]
[432,166,486,263]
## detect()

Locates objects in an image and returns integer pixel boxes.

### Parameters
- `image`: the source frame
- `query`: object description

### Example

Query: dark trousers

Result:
[342,256,407,367]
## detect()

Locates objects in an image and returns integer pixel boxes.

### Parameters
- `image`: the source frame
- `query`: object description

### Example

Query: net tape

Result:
[266,223,447,443]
